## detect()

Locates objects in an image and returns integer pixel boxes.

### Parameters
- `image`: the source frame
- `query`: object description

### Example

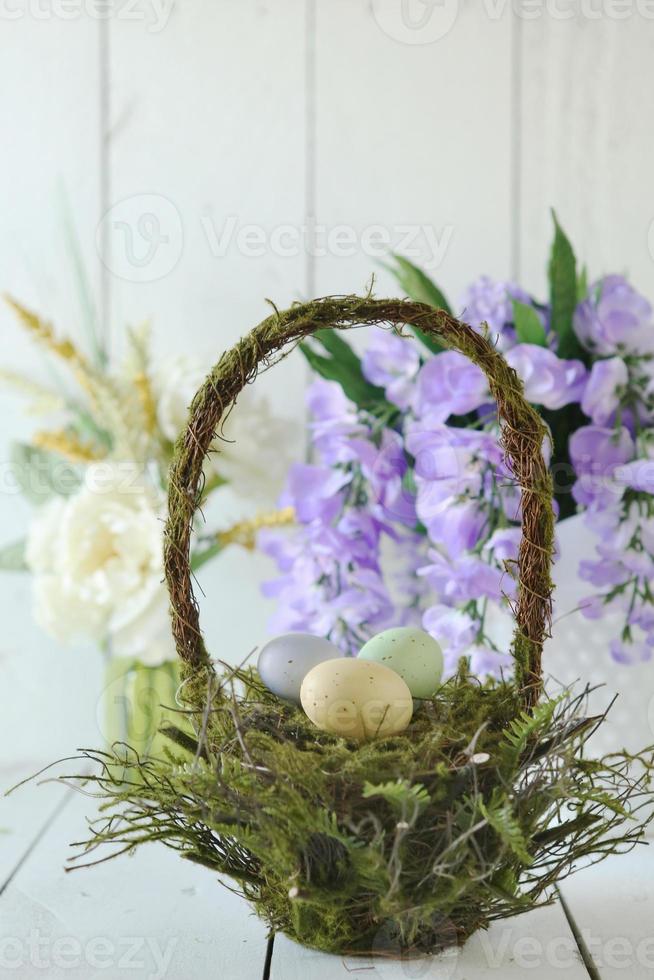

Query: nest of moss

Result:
[45,662,652,958]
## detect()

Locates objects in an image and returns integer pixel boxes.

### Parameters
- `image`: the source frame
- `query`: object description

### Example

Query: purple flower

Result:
[505,344,587,410]
[406,422,502,492]
[628,603,654,632]
[261,512,397,652]
[361,328,420,409]
[579,557,629,588]
[468,645,513,677]
[610,638,652,665]
[282,464,351,522]
[622,549,654,578]
[483,527,522,563]
[614,457,654,496]
[350,429,416,526]
[579,595,606,620]
[459,276,535,351]
[307,378,354,422]
[419,499,486,559]
[258,528,303,573]
[574,275,654,355]
[581,357,628,425]
[306,380,367,465]
[569,425,634,508]
[418,550,505,603]
[412,352,488,423]
[423,603,477,653]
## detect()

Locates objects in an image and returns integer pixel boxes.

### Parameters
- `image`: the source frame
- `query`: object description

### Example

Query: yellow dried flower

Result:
[132,370,157,436]
[4,295,92,377]
[217,506,296,551]
[124,323,157,437]
[33,429,106,464]
[0,371,64,414]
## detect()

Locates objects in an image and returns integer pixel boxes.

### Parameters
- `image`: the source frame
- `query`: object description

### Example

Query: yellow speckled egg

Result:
[358,627,443,699]
[300,658,413,742]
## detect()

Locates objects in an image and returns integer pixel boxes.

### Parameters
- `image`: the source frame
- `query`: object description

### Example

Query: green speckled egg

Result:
[358,627,443,699]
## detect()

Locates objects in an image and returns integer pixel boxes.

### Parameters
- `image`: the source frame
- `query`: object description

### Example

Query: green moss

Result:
[48,665,653,957]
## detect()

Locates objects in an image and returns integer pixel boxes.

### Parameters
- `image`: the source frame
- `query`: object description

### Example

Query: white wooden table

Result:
[2,779,653,979]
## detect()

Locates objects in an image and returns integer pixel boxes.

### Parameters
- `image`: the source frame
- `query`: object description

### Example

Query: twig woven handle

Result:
[164,296,554,710]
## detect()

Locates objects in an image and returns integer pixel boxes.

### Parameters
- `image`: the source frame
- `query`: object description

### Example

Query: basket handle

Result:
[164,296,554,710]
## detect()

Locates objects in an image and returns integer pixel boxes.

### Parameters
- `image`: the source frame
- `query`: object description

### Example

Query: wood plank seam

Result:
[0,788,74,899]
[556,885,603,980]
[262,933,275,980]
[98,15,112,353]
[510,10,523,281]
[304,0,317,300]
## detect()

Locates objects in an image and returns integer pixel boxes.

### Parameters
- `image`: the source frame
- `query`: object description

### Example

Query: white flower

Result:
[154,355,206,445]
[26,463,176,665]
[154,354,295,505]
[214,385,295,504]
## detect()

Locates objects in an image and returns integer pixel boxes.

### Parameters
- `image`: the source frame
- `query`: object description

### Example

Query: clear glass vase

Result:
[100,657,182,759]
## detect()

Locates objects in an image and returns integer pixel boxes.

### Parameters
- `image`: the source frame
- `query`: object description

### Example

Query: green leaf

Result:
[191,539,224,572]
[387,255,452,312]
[363,780,430,814]
[479,796,533,865]
[299,337,390,413]
[11,443,81,504]
[512,300,547,346]
[384,254,451,353]
[577,263,589,302]
[313,328,363,370]
[0,539,27,572]
[501,698,559,768]
[548,210,581,359]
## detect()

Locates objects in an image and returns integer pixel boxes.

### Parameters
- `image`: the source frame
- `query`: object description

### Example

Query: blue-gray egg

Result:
[257,632,343,703]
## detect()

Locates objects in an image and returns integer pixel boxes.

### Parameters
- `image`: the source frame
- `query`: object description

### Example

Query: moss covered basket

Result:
[38,297,654,958]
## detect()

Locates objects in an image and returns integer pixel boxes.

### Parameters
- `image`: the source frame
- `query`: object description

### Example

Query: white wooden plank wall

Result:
[520,13,654,300]
[4,3,654,774]
[0,15,105,776]
[1,6,654,976]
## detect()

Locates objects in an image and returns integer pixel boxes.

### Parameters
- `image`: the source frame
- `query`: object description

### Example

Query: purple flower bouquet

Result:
[261,214,654,679]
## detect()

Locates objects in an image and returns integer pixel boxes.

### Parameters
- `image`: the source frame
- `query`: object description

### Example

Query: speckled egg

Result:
[358,627,443,699]
[257,633,343,703]
[300,658,413,742]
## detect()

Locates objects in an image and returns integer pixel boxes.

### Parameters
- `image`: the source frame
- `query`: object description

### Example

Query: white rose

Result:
[26,462,176,665]
[214,384,296,504]
[154,355,295,505]
[154,355,206,444]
